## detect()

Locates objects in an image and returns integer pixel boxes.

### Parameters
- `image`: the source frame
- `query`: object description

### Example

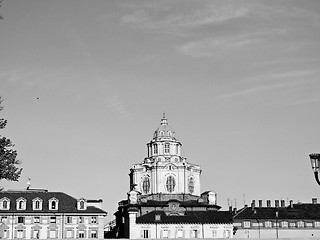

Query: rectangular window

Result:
[34,217,40,223]
[289,222,296,228]
[50,217,56,223]
[177,229,183,238]
[79,217,84,223]
[297,221,305,228]
[281,221,288,228]
[315,221,320,228]
[192,230,198,238]
[243,221,251,228]
[17,230,24,239]
[33,230,40,239]
[66,216,72,224]
[265,221,272,228]
[90,230,97,238]
[78,230,85,238]
[143,230,149,239]
[66,230,73,239]
[18,217,25,224]
[162,230,168,238]
[164,144,170,154]
[212,230,217,238]
[49,230,56,239]
[91,217,97,224]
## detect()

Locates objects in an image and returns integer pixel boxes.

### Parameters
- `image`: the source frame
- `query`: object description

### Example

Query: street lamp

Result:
[309,153,320,185]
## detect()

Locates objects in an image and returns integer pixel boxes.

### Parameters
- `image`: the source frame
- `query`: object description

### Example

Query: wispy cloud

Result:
[104,95,132,122]
[120,1,250,35]
[178,29,286,57]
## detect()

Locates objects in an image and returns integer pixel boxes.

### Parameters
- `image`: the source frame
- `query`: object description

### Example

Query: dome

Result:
[153,114,176,140]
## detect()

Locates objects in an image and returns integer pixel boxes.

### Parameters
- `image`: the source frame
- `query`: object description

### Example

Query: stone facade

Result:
[0,189,107,239]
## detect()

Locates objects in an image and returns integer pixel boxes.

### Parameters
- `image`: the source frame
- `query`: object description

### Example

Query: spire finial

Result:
[161,112,168,125]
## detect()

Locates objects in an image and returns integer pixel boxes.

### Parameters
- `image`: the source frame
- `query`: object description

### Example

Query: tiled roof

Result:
[136,210,233,224]
[234,204,320,220]
[0,190,107,214]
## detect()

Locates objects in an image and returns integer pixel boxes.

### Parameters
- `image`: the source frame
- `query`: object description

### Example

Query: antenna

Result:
[243,194,246,206]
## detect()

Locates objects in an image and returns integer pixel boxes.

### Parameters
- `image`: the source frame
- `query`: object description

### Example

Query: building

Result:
[0,189,107,239]
[112,115,233,239]
[233,199,320,238]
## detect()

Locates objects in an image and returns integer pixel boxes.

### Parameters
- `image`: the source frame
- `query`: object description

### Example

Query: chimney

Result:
[251,200,255,210]
[267,200,271,208]
[275,200,279,208]
[312,198,317,204]
[233,208,237,214]
[229,206,233,212]
[259,200,263,208]
[290,200,293,208]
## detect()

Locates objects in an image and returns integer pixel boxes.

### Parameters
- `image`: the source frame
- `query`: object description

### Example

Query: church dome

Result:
[153,114,176,140]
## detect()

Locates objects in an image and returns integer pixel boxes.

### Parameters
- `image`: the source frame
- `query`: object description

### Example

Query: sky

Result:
[1,0,320,221]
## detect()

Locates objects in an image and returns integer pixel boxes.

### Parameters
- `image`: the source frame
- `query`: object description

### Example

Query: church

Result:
[113,115,233,239]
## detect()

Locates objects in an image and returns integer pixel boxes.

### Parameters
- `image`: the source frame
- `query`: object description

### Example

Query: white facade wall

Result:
[131,223,233,239]
[0,214,105,239]
[234,228,320,238]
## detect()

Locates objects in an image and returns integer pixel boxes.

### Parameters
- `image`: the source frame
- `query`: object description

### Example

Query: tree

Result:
[0,97,22,188]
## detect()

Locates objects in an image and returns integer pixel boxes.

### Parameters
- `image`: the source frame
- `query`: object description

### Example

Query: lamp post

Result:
[309,153,320,185]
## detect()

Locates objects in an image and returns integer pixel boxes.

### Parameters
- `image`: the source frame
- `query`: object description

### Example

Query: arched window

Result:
[80,201,85,209]
[35,200,40,209]
[19,200,24,210]
[3,200,7,209]
[166,176,175,193]
[51,201,56,210]
[188,177,194,194]
[142,177,150,194]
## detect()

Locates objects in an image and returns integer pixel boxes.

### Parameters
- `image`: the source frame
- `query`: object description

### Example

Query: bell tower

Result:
[129,114,202,200]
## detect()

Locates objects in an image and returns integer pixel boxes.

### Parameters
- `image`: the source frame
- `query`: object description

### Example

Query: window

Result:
[90,230,97,238]
[143,230,149,238]
[66,230,73,239]
[297,221,304,228]
[164,143,170,154]
[91,217,97,224]
[16,198,26,210]
[265,221,272,228]
[142,177,150,194]
[18,216,25,224]
[49,230,56,239]
[34,217,40,223]
[33,230,40,239]
[49,198,59,210]
[212,230,217,238]
[176,145,179,154]
[1,216,7,223]
[166,176,176,193]
[281,221,288,228]
[314,221,320,228]
[50,217,56,223]
[177,229,183,238]
[162,230,168,238]
[78,230,85,238]
[79,217,84,223]
[243,221,251,228]
[66,216,73,224]
[188,177,194,194]
[153,144,158,154]
[17,230,24,238]
[1,199,9,210]
[80,201,85,210]
[32,198,42,210]
[192,230,198,238]
[289,222,296,228]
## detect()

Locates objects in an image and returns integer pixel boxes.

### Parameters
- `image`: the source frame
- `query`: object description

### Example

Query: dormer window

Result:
[77,199,87,210]
[49,198,59,210]
[32,198,43,210]
[0,198,10,210]
[16,198,26,210]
